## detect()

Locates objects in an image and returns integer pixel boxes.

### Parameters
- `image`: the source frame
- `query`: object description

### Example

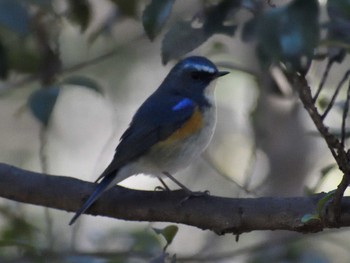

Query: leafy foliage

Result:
[0,205,39,259]
[67,0,92,32]
[0,0,29,36]
[28,86,60,126]
[59,75,103,95]
[327,0,350,45]
[143,0,175,40]
[161,0,239,64]
[28,76,103,125]
[110,0,139,17]
[153,225,178,249]
[243,0,319,72]
[2,0,350,262]
[5,35,42,75]
[0,0,327,79]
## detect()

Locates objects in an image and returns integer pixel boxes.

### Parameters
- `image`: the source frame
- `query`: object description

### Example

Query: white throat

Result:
[204,79,218,105]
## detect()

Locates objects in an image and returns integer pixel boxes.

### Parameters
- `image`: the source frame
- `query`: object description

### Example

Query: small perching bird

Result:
[69,56,229,225]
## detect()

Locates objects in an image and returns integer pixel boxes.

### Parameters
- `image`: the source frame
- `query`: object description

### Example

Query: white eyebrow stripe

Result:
[183,62,216,73]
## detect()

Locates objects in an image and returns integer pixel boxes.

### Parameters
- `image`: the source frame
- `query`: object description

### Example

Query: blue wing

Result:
[69,94,195,224]
[96,94,196,181]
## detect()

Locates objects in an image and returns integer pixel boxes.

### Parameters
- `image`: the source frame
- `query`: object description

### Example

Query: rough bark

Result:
[0,163,350,235]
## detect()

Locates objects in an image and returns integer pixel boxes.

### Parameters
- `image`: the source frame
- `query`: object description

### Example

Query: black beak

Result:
[216,71,229,78]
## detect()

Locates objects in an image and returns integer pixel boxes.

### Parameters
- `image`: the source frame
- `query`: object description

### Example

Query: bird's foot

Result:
[154,186,169,191]
[161,171,210,202]
[155,176,171,191]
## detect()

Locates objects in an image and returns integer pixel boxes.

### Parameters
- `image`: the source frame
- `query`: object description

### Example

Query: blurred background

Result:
[0,0,350,262]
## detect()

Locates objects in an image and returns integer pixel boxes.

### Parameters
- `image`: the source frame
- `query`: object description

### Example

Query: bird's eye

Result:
[191,72,200,80]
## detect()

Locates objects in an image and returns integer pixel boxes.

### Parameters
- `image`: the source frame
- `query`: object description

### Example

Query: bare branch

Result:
[312,58,333,103]
[1,163,350,234]
[341,80,350,146]
[321,70,350,120]
[294,75,350,224]
[295,75,340,160]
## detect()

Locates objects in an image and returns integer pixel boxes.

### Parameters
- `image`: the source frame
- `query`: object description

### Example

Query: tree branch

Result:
[294,74,350,223]
[1,163,350,234]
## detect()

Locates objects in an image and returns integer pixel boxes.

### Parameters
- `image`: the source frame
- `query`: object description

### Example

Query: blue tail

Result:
[69,175,115,225]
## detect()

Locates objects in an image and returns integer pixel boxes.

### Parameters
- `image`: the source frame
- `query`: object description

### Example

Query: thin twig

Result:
[296,75,340,161]
[0,33,144,95]
[328,78,350,222]
[295,74,350,225]
[39,127,55,250]
[313,58,334,103]
[309,164,337,194]
[341,80,350,146]
[321,70,350,120]
[332,80,350,219]
[241,145,257,196]
[39,127,49,172]
[331,161,350,223]
[202,153,257,196]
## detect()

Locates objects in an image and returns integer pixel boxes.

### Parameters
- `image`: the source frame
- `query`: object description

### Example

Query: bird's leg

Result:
[162,171,193,195]
[155,176,171,191]
[162,171,210,198]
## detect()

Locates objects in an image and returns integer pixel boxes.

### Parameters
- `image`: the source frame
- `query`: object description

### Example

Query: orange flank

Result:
[163,107,203,142]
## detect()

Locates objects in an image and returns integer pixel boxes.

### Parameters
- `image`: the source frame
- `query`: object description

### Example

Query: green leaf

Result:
[0,205,38,243]
[25,0,54,10]
[256,0,320,72]
[241,18,257,42]
[328,128,350,139]
[326,0,350,63]
[302,191,338,224]
[60,75,103,94]
[153,225,178,247]
[149,252,167,263]
[0,239,36,250]
[129,229,161,252]
[316,190,336,215]
[327,0,350,44]
[301,213,320,224]
[109,0,139,17]
[318,97,329,110]
[0,0,29,36]
[68,0,91,32]
[161,225,178,245]
[6,35,41,74]
[142,0,175,40]
[161,0,238,64]
[304,186,314,196]
[0,40,8,79]
[28,86,60,126]
[321,164,337,177]
[162,21,208,64]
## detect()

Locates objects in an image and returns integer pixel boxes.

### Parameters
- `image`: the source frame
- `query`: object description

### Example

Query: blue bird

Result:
[69,56,229,225]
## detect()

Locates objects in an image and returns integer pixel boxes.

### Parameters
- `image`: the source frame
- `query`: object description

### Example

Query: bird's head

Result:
[161,56,229,103]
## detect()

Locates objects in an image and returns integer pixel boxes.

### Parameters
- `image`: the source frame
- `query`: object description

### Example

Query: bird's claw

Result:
[154,186,169,191]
